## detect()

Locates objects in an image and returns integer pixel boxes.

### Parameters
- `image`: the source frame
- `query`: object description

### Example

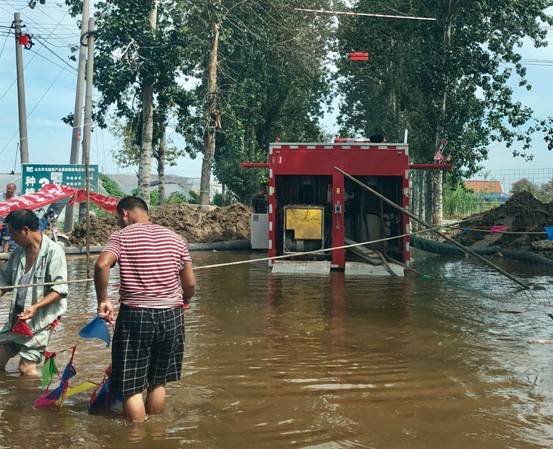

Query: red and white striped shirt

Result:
[103,223,192,308]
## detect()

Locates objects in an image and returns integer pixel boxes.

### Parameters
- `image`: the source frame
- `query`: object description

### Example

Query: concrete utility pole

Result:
[64,0,90,232]
[138,0,159,206]
[80,17,95,224]
[199,16,220,208]
[14,12,29,165]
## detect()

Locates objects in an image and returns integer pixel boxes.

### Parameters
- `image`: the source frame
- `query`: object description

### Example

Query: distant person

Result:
[94,196,196,423]
[1,183,19,253]
[252,185,268,214]
[1,182,18,202]
[0,209,68,376]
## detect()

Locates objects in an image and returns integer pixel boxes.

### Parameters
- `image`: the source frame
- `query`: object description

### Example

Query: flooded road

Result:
[1,251,553,448]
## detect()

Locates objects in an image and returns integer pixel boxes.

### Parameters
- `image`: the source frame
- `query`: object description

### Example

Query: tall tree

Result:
[138,0,159,205]
[199,1,221,208]
[65,0,196,199]
[335,0,553,223]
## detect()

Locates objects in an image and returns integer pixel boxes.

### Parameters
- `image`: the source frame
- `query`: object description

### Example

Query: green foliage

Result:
[187,190,200,204]
[131,187,158,207]
[65,0,196,182]
[179,0,333,201]
[444,184,500,219]
[99,174,125,198]
[335,0,553,175]
[539,179,553,203]
[511,178,539,197]
[167,192,188,204]
[512,178,553,203]
[211,191,233,206]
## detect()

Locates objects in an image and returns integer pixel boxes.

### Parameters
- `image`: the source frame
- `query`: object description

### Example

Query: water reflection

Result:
[0,252,552,448]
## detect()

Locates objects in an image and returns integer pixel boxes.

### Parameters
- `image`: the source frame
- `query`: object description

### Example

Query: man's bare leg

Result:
[0,345,11,371]
[145,384,166,415]
[124,393,146,423]
[18,358,40,377]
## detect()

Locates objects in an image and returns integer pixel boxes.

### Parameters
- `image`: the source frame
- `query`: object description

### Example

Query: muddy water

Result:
[1,251,553,448]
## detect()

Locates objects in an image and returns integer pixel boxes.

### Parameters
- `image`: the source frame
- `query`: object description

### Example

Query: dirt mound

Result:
[454,192,553,259]
[69,203,252,246]
[151,203,251,243]
[69,214,119,246]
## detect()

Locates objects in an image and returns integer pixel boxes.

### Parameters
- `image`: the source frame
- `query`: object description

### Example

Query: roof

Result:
[464,180,504,194]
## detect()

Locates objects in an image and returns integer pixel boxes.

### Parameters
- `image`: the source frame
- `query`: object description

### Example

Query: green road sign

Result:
[22,164,99,194]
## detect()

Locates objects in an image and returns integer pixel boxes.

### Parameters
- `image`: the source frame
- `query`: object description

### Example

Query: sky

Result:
[0,1,551,181]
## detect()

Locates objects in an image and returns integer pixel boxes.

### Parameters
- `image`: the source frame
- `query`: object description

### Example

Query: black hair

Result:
[4,209,40,231]
[116,196,149,214]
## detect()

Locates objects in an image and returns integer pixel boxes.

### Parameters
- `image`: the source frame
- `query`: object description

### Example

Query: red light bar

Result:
[348,52,369,61]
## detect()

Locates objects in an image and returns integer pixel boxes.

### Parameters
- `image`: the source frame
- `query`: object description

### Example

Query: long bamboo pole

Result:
[334,166,530,290]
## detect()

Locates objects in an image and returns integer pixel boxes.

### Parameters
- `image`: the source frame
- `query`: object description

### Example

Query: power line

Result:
[294,7,437,22]
[0,5,71,101]
[33,36,77,71]
[0,66,65,156]
[0,28,10,59]
[28,46,76,73]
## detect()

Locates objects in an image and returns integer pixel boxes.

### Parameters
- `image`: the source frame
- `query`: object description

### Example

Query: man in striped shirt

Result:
[94,196,196,423]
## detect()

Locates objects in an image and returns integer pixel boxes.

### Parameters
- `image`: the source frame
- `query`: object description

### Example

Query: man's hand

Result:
[18,304,38,321]
[97,299,115,324]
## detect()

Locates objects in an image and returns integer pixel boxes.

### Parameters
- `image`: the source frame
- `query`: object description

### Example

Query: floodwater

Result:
[1,251,553,448]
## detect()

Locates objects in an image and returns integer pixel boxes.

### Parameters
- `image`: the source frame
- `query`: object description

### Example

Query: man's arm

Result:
[179,262,196,300]
[18,290,62,320]
[94,251,117,323]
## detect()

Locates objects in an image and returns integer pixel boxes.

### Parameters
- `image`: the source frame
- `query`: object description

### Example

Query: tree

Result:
[538,179,553,203]
[511,178,539,197]
[65,0,197,203]
[179,0,333,203]
[335,0,553,224]
[110,109,187,202]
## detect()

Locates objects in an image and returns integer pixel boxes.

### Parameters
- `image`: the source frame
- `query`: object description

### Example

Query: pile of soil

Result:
[453,192,553,259]
[69,203,252,247]
[151,203,251,243]
[69,214,119,246]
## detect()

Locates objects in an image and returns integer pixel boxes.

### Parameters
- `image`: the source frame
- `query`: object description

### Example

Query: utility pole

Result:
[83,17,95,275]
[199,14,220,208]
[64,0,90,232]
[80,17,95,224]
[138,0,159,206]
[14,12,29,165]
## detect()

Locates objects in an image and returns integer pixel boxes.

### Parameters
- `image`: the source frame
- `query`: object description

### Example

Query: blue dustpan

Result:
[545,226,553,241]
[79,316,111,347]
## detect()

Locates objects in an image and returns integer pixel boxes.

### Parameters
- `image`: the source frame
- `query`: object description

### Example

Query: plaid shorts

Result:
[111,305,185,398]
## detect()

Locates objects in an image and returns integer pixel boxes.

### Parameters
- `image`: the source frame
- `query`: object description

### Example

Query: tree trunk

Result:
[430,0,453,226]
[158,122,166,204]
[139,85,154,205]
[431,170,443,225]
[138,0,159,206]
[199,17,220,208]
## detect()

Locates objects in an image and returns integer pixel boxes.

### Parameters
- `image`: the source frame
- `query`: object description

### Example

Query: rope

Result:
[0,224,453,291]
[460,227,547,235]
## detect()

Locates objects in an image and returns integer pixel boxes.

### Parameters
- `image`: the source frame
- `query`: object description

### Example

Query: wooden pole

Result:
[83,18,95,276]
[334,166,530,290]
